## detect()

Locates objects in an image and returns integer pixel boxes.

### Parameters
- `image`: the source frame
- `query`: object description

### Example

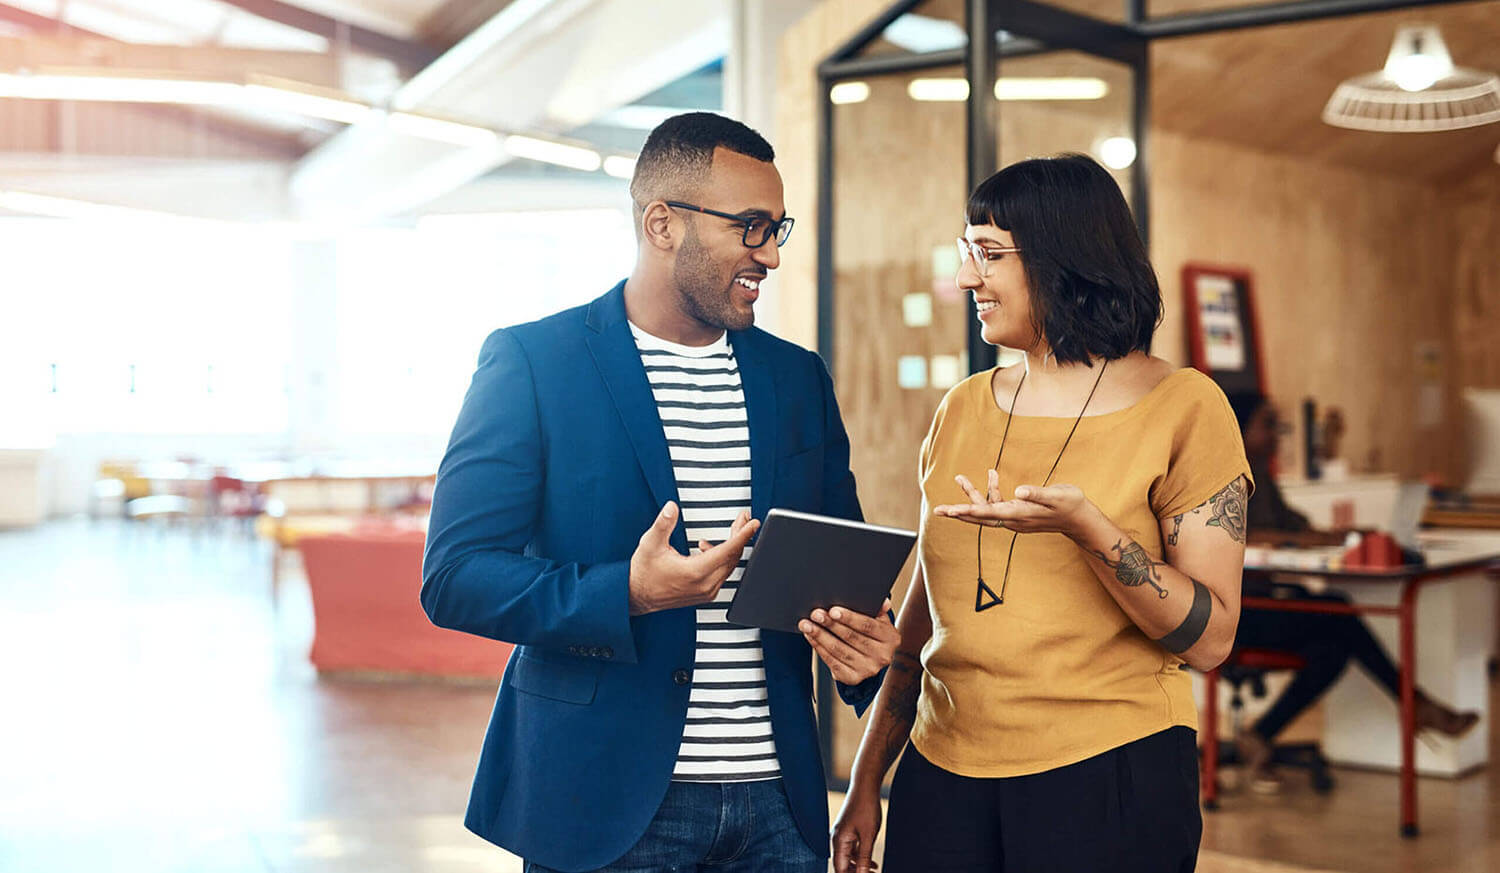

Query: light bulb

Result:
[1383,25,1454,92]
[1098,137,1136,170]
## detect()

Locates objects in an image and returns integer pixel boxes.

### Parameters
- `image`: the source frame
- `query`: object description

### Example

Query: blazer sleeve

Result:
[420,328,638,664]
[810,351,885,715]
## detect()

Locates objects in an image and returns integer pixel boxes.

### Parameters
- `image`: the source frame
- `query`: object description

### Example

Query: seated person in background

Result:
[1227,392,1478,791]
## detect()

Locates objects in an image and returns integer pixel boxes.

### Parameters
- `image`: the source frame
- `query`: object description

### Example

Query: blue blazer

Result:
[421,281,880,872]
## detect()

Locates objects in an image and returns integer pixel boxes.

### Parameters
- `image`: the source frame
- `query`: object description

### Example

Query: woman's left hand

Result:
[933,472,1100,539]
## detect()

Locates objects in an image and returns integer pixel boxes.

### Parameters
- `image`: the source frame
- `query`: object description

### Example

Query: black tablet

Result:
[726,508,917,633]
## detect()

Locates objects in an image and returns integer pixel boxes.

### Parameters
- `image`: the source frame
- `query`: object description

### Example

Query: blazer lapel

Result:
[585,283,685,551]
[730,330,777,525]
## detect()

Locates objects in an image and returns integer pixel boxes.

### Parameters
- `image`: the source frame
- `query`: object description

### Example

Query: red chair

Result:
[299,530,513,679]
[1202,648,1334,809]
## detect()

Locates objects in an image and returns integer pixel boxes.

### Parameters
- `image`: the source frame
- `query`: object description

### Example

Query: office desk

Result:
[1202,548,1500,837]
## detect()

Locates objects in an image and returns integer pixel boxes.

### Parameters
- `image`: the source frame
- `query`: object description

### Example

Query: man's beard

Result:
[674,227,754,332]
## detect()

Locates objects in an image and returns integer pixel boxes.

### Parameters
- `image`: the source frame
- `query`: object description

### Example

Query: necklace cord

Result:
[975,359,1109,610]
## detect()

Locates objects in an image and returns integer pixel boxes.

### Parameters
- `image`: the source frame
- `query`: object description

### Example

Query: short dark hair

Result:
[629,112,774,211]
[966,153,1161,365]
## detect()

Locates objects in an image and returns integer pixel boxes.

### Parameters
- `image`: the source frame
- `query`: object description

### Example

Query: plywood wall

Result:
[1446,173,1500,391]
[1151,131,1463,483]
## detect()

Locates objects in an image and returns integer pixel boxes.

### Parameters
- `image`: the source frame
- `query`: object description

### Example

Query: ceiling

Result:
[1151,0,1500,184]
[852,0,1500,184]
[1,0,1495,221]
[0,0,736,220]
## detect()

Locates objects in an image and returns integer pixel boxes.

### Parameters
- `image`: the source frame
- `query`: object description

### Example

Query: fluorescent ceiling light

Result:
[0,69,628,169]
[829,81,870,105]
[505,135,602,172]
[0,71,505,149]
[994,77,1108,100]
[243,81,371,124]
[908,78,969,102]
[597,105,684,130]
[0,190,201,223]
[907,77,1110,102]
[881,14,966,54]
[387,111,500,147]
[602,155,637,179]
[0,72,240,104]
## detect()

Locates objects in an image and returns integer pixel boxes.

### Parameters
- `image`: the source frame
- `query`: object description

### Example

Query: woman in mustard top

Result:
[831,154,1253,873]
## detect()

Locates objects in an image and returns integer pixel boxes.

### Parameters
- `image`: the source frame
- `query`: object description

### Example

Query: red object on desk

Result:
[300,530,513,678]
[1343,531,1403,569]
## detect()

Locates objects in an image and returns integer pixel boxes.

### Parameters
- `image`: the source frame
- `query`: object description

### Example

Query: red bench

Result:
[299,529,513,679]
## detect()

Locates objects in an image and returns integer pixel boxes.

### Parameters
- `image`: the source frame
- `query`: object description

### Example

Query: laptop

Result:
[1388,481,1431,551]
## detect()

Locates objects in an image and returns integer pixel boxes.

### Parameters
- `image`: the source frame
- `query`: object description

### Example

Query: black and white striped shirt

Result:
[631,323,780,783]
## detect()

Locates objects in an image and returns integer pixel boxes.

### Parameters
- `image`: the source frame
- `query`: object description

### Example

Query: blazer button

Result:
[672,669,691,686]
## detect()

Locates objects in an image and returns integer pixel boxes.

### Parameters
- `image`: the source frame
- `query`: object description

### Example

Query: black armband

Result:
[1156,578,1211,654]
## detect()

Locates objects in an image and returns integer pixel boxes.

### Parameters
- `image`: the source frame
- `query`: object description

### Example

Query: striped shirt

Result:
[630,322,780,783]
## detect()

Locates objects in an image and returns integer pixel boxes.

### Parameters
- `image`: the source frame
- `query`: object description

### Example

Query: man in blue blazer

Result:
[422,112,898,872]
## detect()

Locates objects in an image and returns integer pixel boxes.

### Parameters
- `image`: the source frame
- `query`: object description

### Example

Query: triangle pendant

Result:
[975,577,1002,612]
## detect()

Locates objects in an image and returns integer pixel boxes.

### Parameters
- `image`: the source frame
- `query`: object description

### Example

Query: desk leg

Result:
[1203,668,1219,810]
[1399,580,1420,838]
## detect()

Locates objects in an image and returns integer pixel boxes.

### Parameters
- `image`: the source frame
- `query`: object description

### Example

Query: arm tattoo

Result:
[876,651,923,765]
[1168,513,1185,546]
[1205,476,1249,543]
[1156,578,1212,653]
[1090,539,1170,599]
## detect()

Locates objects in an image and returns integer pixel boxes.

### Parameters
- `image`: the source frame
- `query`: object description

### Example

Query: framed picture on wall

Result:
[1182,263,1266,395]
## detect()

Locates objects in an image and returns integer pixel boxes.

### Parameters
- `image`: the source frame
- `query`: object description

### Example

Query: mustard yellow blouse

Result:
[910,367,1252,778]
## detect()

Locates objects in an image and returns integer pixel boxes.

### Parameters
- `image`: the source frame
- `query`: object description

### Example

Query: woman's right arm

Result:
[831,558,934,873]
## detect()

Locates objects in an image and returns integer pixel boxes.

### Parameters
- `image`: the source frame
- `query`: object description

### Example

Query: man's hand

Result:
[628,502,759,616]
[800,598,899,684]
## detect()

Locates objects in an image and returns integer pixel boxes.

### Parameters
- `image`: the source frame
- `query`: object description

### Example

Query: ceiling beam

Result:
[0,3,107,38]
[214,0,442,72]
[0,26,316,159]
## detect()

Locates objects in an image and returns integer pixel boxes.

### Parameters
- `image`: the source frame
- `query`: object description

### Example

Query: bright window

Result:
[333,209,636,435]
[0,217,294,441]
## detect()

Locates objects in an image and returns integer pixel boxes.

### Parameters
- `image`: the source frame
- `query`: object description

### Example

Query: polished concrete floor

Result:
[2,519,1496,872]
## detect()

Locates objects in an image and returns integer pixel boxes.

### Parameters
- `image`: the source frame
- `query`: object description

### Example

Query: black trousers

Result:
[1235,586,1402,741]
[883,728,1202,873]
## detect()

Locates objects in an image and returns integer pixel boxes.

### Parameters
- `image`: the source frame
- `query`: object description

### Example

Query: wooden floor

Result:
[2,518,1494,872]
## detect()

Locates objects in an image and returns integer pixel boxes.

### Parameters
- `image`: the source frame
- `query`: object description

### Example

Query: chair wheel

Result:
[1311,771,1334,793]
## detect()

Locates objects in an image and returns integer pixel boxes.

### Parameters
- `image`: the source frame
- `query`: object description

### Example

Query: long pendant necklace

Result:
[975,359,1109,612]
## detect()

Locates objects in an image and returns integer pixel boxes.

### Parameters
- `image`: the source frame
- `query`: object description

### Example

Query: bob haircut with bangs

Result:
[965,153,1162,366]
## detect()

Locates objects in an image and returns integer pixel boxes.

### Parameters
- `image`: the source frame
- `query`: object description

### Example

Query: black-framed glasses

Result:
[665,201,794,248]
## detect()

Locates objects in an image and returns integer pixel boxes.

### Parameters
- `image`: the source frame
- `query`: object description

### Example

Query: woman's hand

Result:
[932,472,1101,539]
[831,780,883,873]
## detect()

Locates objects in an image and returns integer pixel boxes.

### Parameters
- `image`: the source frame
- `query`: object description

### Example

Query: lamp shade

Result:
[1324,24,1500,133]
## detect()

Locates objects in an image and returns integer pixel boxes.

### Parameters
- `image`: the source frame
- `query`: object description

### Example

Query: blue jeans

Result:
[524,779,824,873]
